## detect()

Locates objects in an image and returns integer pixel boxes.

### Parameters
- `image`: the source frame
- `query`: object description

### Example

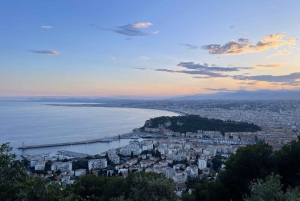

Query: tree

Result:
[129,173,179,201]
[244,174,300,201]
[212,156,222,171]
[275,136,300,188]
[0,143,26,200]
[55,169,62,176]
[218,143,276,200]
[186,176,202,190]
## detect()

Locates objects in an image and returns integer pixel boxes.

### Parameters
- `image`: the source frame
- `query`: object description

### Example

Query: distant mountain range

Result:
[173,89,300,100]
[2,89,300,102]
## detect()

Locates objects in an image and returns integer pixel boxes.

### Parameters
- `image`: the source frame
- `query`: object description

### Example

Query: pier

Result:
[18,137,118,150]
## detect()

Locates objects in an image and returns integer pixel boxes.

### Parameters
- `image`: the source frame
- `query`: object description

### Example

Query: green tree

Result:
[212,156,222,171]
[0,143,26,200]
[275,136,300,188]
[244,174,300,201]
[218,143,276,200]
[129,174,179,201]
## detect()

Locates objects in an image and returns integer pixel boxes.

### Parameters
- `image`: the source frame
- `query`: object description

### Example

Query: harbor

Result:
[17,132,163,150]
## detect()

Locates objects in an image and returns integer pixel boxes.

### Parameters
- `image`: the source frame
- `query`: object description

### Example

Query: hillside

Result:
[141,115,261,133]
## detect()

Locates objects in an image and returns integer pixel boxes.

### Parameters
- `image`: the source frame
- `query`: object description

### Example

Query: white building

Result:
[173,170,187,183]
[88,159,107,170]
[51,162,72,172]
[34,161,46,170]
[198,155,207,170]
[165,167,175,179]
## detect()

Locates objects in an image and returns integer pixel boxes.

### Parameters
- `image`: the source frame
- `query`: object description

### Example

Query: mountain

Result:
[174,90,300,100]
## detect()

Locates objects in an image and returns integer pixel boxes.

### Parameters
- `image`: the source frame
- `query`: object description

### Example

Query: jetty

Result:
[18,137,118,150]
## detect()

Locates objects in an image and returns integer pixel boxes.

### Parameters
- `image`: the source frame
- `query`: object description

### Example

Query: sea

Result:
[0,102,178,156]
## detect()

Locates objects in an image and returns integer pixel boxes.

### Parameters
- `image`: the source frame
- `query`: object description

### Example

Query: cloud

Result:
[229,25,234,29]
[29,50,58,55]
[153,31,159,34]
[136,62,252,79]
[90,22,153,37]
[139,56,150,60]
[202,33,296,55]
[253,62,283,69]
[178,62,251,72]
[111,57,116,60]
[131,22,152,28]
[233,72,300,85]
[134,68,149,70]
[204,88,236,92]
[41,26,52,29]
[266,49,291,58]
[181,44,198,49]
[237,81,258,85]
[135,61,253,79]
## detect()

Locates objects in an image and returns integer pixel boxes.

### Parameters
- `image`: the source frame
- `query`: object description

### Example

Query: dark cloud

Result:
[29,50,58,55]
[229,26,234,29]
[202,33,296,55]
[181,44,198,49]
[135,61,251,79]
[90,22,152,37]
[237,81,258,85]
[154,69,228,77]
[204,88,236,91]
[178,62,250,72]
[233,72,300,85]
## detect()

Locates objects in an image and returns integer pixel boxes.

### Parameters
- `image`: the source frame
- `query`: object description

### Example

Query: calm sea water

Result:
[0,102,177,156]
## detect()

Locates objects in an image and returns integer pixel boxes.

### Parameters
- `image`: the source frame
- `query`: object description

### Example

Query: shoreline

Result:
[46,103,188,116]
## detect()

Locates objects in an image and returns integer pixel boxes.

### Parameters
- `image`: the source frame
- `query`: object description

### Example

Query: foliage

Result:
[181,192,196,201]
[73,175,123,200]
[73,159,88,170]
[218,143,276,200]
[128,173,179,201]
[0,143,26,200]
[275,136,300,188]
[212,156,222,171]
[0,143,83,201]
[244,174,300,201]
[186,175,202,190]
[141,115,261,133]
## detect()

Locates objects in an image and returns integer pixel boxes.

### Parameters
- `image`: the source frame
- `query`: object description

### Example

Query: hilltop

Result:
[141,115,261,134]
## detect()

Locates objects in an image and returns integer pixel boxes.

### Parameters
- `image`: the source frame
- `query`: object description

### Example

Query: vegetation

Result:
[141,115,261,133]
[2,136,300,200]
[244,174,300,201]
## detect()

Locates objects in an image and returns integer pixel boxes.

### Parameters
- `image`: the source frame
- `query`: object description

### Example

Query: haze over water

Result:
[0,102,178,156]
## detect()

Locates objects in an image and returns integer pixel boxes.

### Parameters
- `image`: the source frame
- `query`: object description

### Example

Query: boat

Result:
[131,135,140,139]
[101,137,114,142]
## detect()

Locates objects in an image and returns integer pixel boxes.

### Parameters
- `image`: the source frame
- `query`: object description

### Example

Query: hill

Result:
[141,115,261,133]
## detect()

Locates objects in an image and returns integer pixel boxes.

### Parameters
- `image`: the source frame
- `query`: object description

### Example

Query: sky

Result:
[0,0,300,98]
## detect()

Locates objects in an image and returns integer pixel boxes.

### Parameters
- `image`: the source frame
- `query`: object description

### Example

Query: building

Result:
[88,159,107,170]
[198,155,207,170]
[51,162,72,172]
[107,149,120,165]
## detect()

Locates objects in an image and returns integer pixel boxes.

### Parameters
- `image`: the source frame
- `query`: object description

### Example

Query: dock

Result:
[18,137,118,150]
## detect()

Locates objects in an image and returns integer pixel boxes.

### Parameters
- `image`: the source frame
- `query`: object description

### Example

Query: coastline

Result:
[46,103,188,116]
